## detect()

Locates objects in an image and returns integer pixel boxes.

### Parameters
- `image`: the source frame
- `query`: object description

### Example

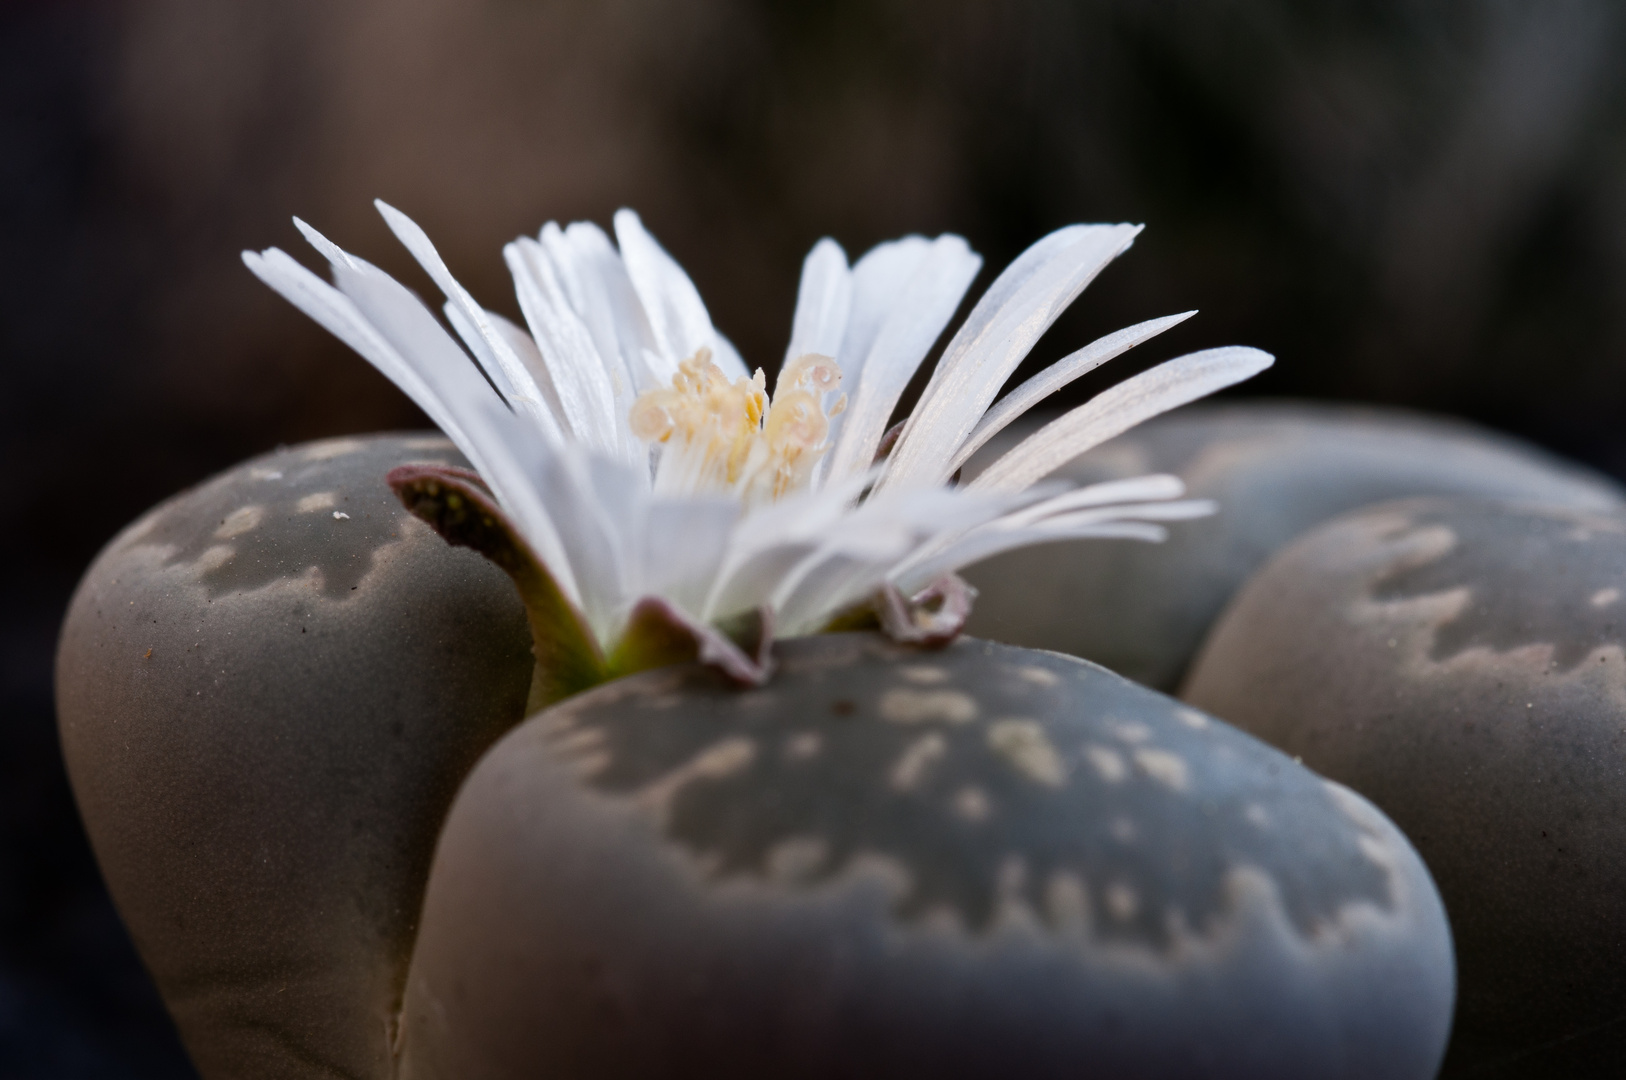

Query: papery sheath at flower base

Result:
[243,202,1271,709]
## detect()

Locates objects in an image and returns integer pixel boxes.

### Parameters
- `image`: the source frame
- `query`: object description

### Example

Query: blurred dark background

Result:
[7,0,1626,1073]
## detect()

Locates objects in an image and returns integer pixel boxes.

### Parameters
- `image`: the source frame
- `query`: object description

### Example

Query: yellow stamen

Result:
[630,350,844,502]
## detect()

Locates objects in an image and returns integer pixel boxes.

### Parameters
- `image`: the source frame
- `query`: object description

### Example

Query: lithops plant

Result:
[62,199,1455,1078]
[1185,499,1626,1077]
[397,634,1454,1080]
[56,434,534,1080]
[961,402,1624,691]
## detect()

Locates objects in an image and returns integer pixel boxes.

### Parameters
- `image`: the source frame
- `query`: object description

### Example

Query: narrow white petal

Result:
[706,543,821,622]
[541,223,642,461]
[947,311,1197,475]
[614,208,745,379]
[882,224,1143,491]
[702,469,881,619]
[1035,498,1216,529]
[464,399,588,610]
[995,474,1187,529]
[319,256,584,605]
[542,450,640,639]
[374,201,559,431]
[837,236,933,390]
[539,222,590,315]
[774,552,900,636]
[766,486,1025,632]
[783,238,853,372]
[243,248,470,449]
[442,301,568,446]
[969,346,1275,493]
[822,235,982,485]
[293,217,359,270]
[563,220,668,395]
[891,518,1171,594]
[639,497,739,618]
[478,308,571,435]
[893,224,1091,412]
[816,236,932,481]
[440,299,517,400]
[505,238,626,458]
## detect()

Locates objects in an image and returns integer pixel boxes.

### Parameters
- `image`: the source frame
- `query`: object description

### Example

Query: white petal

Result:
[767,486,1023,631]
[822,235,982,485]
[995,475,1188,529]
[891,520,1169,592]
[882,224,1142,491]
[969,346,1275,493]
[442,302,568,446]
[320,255,585,606]
[1034,498,1216,529]
[374,201,559,432]
[817,236,932,479]
[293,217,360,270]
[837,236,933,390]
[541,223,641,460]
[244,247,471,449]
[701,470,880,619]
[638,497,739,618]
[505,238,626,459]
[562,221,668,394]
[478,307,571,434]
[614,208,745,379]
[892,224,1091,411]
[523,442,638,642]
[774,552,899,636]
[947,311,1196,475]
[783,238,853,373]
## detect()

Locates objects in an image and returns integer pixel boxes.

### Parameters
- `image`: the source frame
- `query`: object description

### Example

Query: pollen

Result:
[630,349,845,503]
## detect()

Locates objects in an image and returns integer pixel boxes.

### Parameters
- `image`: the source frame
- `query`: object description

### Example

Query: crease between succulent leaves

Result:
[389,463,967,711]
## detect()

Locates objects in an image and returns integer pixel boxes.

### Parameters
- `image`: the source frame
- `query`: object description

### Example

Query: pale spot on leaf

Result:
[303,438,366,460]
[1134,748,1189,792]
[1106,881,1139,921]
[784,731,821,761]
[987,719,1065,786]
[296,492,337,513]
[195,545,235,572]
[889,733,947,791]
[880,688,978,725]
[952,785,991,822]
[1016,666,1059,687]
[1175,707,1209,730]
[766,836,828,884]
[1045,871,1092,936]
[1084,744,1127,783]
[636,737,756,822]
[1115,721,1152,744]
[1592,587,1620,608]
[214,505,264,539]
[899,665,950,685]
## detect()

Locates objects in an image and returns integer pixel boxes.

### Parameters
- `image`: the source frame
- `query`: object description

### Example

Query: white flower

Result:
[243,202,1269,694]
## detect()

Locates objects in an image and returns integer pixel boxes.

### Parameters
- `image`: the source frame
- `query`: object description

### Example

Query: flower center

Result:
[630,350,845,503]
